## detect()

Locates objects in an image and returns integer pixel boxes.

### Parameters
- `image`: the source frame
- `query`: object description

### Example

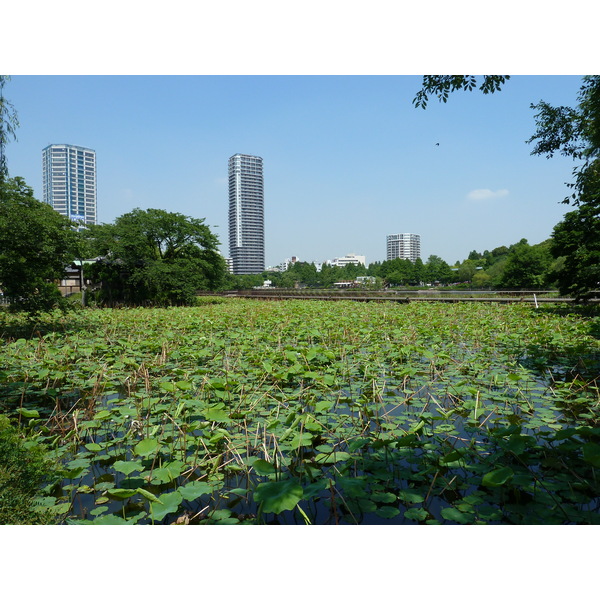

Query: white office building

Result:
[386,233,420,262]
[228,153,265,274]
[327,253,366,268]
[42,144,97,226]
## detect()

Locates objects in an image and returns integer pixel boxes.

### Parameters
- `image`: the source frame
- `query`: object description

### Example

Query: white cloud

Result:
[466,188,509,201]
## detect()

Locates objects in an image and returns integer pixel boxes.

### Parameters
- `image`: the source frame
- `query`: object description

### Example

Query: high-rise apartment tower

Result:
[42,144,97,226]
[386,233,421,262]
[228,153,265,274]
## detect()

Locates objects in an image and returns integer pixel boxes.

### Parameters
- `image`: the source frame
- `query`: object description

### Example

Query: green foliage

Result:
[254,479,304,514]
[499,241,553,288]
[0,76,19,182]
[86,208,226,305]
[0,176,80,313]
[0,416,56,524]
[528,76,600,298]
[1,301,598,524]
[551,195,600,299]
[413,75,510,109]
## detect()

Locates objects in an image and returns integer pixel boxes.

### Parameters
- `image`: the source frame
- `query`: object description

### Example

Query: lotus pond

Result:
[1,299,599,524]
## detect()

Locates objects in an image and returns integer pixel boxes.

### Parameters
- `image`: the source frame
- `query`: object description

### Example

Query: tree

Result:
[527,76,600,297]
[456,259,477,283]
[415,74,600,298]
[86,208,226,306]
[383,258,416,286]
[550,164,600,298]
[0,76,19,183]
[413,75,510,109]
[423,255,453,284]
[499,241,552,289]
[0,177,80,313]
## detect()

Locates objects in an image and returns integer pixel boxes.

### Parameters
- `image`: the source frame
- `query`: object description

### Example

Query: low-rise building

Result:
[327,253,366,268]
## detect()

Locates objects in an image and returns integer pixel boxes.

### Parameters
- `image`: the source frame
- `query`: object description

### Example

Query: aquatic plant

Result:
[1,300,598,524]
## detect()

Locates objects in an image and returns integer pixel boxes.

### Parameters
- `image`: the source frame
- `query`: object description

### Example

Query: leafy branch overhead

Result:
[412,75,511,109]
[414,74,600,299]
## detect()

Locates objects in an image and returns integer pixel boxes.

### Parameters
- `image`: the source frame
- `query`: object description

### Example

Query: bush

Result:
[0,416,56,524]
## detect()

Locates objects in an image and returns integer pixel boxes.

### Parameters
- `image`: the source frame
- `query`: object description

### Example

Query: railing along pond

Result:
[212,289,599,304]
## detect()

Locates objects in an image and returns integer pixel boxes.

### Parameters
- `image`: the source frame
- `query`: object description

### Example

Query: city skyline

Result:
[3,75,586,266]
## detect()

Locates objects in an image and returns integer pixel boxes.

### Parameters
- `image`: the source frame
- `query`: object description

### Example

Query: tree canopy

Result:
[0,177,80,312]
[86,208,226,306]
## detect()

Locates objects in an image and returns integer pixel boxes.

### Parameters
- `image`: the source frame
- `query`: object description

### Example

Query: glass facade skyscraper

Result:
[228,153,265,274]
[42,144,97,226]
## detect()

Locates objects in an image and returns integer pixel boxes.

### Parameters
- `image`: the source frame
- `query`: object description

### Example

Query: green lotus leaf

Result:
[371,492,397,504]
[204,408,231,422]
[404,507,428,522]
[17,408,40,418]
[107,488,138,500]
[134,437,160,457]
[314,451,350,464]
[178,481,212,501]
[90,514,129,525]
[253,459,276,475]
[113,460,143,475]
[254,479,303,514]
[482,466,514,487]
[151,491,183,521]
[376,506,401,519]
[136,487,162,504]
[582,442,600,467]
[441,507,475,524]
[398,490,425,504]
[175,380,193,391]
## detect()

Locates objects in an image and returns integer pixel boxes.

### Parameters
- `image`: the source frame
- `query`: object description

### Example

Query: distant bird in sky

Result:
[435,143,439,146]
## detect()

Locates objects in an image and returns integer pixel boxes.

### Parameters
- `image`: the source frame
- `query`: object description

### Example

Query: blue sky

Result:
[5,75,585,266]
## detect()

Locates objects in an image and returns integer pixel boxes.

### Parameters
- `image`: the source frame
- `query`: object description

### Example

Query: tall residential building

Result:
[42,144,97,226]
[228,153,265,274]
[387,233,421,262]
